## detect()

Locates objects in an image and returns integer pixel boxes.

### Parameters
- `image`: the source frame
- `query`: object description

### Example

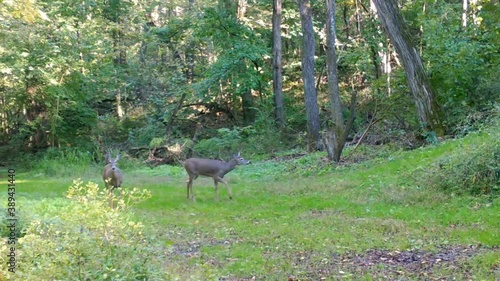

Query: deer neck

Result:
[220,159,238,176]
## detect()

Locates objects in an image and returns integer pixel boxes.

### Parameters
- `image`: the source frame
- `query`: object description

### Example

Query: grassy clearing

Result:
[1,130,499,280]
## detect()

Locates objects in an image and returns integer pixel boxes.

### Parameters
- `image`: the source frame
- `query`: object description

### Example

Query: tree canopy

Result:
[1,0,498,162]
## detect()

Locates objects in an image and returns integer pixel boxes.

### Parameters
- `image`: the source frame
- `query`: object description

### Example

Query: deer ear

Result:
[115,154,121,161]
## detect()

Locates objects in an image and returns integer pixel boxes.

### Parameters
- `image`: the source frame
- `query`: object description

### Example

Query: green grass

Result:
[1,130,499,280]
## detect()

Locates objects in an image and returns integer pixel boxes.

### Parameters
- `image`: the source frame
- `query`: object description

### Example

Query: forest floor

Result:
[2,130,500,280]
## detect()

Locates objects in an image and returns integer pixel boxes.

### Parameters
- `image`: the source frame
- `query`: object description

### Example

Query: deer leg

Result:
[225,182,233,200]
[108,186,116,209]
[213,179,219,202]
[216,177,232,200]
[187,177,195,201]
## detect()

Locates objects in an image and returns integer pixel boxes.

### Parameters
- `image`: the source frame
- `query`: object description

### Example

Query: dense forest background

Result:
[0,0,498,165]
[0,1,499,279]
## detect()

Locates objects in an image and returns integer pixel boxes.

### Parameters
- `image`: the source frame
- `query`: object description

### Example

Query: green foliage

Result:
[0,180,160,280]
[96,115,134,145]
[1,0,499,171]
[192,5,269,103]
[242,106,300,155]
[194,127,245,158]
[31,147,97,176]
[193,109,294,158]
[417,123,500,197]
[420,2,500,129]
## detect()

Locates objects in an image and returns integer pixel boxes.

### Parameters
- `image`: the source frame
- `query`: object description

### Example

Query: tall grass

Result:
[31,147,97,176]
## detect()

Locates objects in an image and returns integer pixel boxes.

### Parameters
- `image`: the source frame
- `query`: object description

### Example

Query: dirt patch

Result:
[269,153,307,161]
[163,231,497,280]
[287,244,498,280]
[168,237,242,258]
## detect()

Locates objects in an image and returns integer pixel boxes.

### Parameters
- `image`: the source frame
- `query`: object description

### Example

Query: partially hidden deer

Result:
[103,152,123,197]
[184,152,251,202]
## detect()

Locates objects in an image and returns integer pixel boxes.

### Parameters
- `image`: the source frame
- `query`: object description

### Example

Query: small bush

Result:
[419,129,499,197]
[0,180,165,280]
[194,127,246,158]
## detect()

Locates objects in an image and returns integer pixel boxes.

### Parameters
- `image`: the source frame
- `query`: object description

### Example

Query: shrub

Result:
[419,128,499,197]
[32,147,97,176]
[0,180,165,280]
[194,127,246,158]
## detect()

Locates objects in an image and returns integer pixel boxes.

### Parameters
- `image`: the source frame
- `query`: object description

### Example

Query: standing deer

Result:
[184,152,251,202]
[103,153,123,207]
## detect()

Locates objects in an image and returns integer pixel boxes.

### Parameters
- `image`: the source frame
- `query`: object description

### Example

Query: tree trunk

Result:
[298,0,320,151]
[242,89,255,125]
[186,0,196,83]
[111,12,126,121]
[273,0,286,130]
[325,0,347,162]
[372,0,444,136]
[116,89,124,120]
[165,93,187,142]
[462,0,468,28]
[238,0,247,20]
[0,94,6,135]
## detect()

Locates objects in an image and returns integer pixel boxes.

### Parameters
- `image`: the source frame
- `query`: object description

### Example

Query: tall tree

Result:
[298,0,320,151]
[103,0,131,120]
[273,0,286,130]
[237,0,256,125]
[324,0,354,162]
[372,0,444,136]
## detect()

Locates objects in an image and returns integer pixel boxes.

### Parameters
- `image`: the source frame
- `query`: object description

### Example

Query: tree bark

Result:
[462,0,468,28]
[298,0,320,151]
[325,0,348,162]
[273,0,286,130]
[110,5,126,121]
[372,0,444,136]
[165,93,187,142]
[238,0,247,20]
[242,89,255,125]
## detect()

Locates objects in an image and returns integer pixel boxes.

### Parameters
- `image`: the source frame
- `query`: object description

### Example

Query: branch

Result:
[183,102,236,120]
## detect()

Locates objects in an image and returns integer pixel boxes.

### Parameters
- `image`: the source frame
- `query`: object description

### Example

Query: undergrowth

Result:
[0,180,158,280]
[1,118,498,280]
[416,118,500,197]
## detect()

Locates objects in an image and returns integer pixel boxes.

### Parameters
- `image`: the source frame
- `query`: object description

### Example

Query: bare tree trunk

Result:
[470,0,479,26]
[112,14,126,121]
[372,0,444,136]
[242,89,255,125]
[462,0,468,28]
[116,89,123,120]
[463,0,480,27]
[385,42,392,96]
[354,0,361,35]
[165,93,187,142]
[325,0,347,162]
[0,93,7,135]
[186,0,196,83]
[238,0,247,20]
[273,0,286,130]
[298,0,320,151]
[236,0,255,125]
[342,5,350,39]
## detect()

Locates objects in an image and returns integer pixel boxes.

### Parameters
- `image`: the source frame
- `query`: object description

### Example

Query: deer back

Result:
[184,153,251,178]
